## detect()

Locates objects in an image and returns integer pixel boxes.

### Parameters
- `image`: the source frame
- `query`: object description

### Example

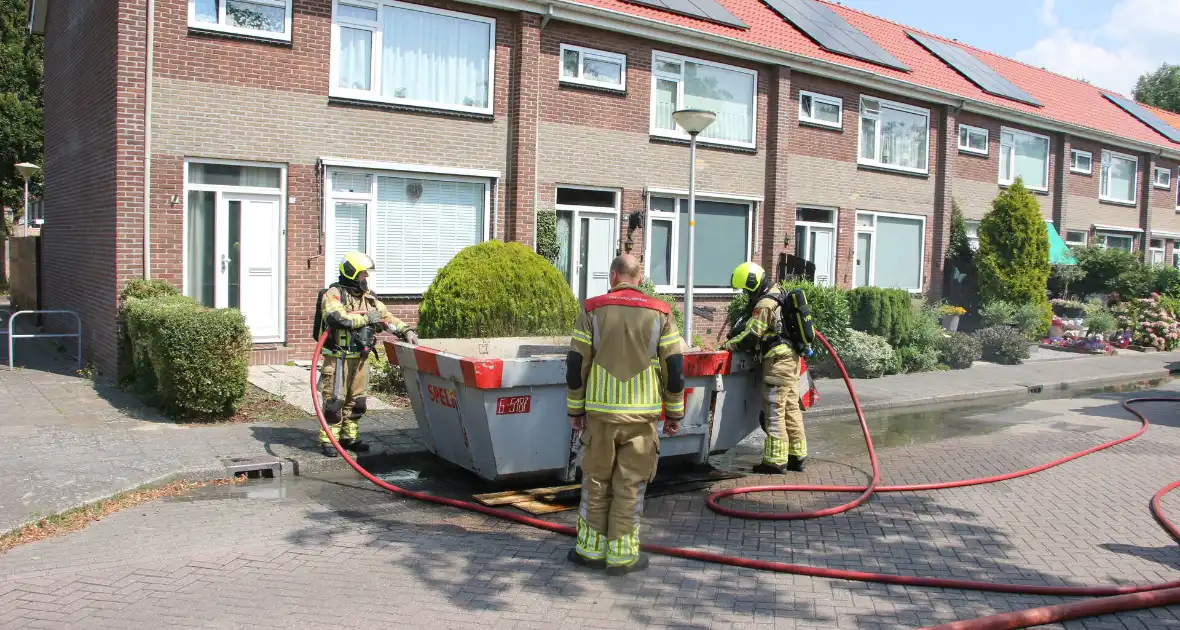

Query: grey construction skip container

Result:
[384,337,766,483]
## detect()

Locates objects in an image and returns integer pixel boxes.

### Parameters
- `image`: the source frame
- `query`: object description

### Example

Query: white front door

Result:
[795,224,837,287]
[579,214,616,301]
[808,227,835,286]
[189,192,283,342]
[228,194,283,341]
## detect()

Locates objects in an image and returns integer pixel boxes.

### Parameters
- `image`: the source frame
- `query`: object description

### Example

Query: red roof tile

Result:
[567,0,1180,149]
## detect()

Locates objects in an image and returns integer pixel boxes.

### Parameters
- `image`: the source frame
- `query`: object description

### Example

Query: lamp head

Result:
[672,109,716,136]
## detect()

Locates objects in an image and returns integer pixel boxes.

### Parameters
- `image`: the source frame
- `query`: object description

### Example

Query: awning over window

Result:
[1046,221,1076,265]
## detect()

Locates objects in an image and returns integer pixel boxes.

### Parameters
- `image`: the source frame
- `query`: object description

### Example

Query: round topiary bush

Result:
[418,241,580,338]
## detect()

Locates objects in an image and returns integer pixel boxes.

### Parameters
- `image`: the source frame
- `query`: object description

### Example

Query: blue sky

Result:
[837,0,1180,96]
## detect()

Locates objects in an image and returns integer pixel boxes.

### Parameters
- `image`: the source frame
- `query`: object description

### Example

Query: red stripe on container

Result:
[683,351,732,377]
[460,358,505,389]
[382,341,402,366]
[414,347,442,377]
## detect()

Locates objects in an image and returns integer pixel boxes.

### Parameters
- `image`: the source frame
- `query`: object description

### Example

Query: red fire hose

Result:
[310,331,1180,629]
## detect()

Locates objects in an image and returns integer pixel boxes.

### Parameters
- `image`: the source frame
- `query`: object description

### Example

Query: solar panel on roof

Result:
[760,0,910,72]
[622,0,749,29]
[1101,93,1180,144]
[906,31,1042,107]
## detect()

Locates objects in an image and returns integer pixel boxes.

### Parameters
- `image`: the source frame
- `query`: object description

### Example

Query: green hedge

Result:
[118,279,183,384]
[418,241,579,338]
[846,287,914,346]
[124,293,251,416]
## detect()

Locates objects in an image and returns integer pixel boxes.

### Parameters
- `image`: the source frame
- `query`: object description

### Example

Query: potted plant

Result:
[1050,298,1084,319]
[939,304,966,332]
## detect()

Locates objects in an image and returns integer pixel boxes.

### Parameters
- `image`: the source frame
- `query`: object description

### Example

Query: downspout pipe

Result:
[143,0,155,278]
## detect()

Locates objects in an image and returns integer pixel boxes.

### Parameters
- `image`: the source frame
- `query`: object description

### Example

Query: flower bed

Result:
[1113,294,1180,351]
[1040,336,1118,355]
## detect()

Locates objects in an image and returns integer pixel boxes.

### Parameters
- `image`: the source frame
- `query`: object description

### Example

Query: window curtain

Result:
[374,177,484,292]
[683,62,753,144]
[333,203,367,271]
[874,216,923,290]
[649,220,673,286]
[189,163,280,188]
[676,200,747,288]
[1012,135,1048,188]
[654,79,678,132]
[381,6,490,108]
[187,191,217,308]
[555,211,573,283]
[1107,157,1136,201]
[338,27,372,90]
[879,108,926,169]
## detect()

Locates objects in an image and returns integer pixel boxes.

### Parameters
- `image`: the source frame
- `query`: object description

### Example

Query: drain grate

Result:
[1026,384,1044,394]
[220,455,283,479]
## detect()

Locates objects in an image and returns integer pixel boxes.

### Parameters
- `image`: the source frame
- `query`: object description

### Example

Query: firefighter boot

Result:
[340,439,371,453]
[786,454,807,472]
[321,443,339,458]
[753,461,789,475]
[567,548,606,570]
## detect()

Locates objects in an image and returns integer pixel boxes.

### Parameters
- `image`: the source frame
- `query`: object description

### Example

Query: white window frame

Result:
[181,158,288,343]
[957,124,988,156]
[857,96,931,175]
[189,0,293,42]
[798,90,842,129]
[329,0,496,116]
[1064,229,1088,247]
[1150,239,1166,266]
[998,126,1051,192]
[322,164,493,294]
[964,219,981,251]
[794,206,839,286]
[1099,150,1139,205]
[649,50,758,150]
[854,210,927,294]
[1070,149,1092,175]
[559,43,626,92]
[643,191,756,295]
[1096,232,1135,252]
[1154,166,1172,190]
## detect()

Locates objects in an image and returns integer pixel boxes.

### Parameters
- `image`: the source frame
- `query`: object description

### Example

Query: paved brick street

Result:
[3,386,1180,629]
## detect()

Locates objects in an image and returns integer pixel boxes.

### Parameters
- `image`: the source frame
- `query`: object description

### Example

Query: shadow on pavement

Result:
[277,456,1105,628]
[1100,543,1180,573]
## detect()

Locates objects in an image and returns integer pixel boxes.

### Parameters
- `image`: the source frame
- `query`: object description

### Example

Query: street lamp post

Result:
[671,109,716,348]
[14,163,40,230]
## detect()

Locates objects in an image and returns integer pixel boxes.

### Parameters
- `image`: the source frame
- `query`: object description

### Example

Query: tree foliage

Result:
[977,178,1052,333]
[1133,63,1180,115]
[947,198,974,264]
[977,179,1050,304]
[0,0,44,233]
[417,241,579,338]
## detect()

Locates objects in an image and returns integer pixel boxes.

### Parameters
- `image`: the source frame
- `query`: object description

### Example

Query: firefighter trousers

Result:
[318,355,369,444]
[760,350,806,465]
[574,418,659,567]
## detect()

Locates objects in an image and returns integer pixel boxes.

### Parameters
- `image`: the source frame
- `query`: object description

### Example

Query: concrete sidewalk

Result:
[2,319,1178,537]
[806,347,1180,418]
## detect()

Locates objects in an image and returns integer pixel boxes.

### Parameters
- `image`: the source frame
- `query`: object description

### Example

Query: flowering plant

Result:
[1116,296,1180,351]
[939,304,967,316]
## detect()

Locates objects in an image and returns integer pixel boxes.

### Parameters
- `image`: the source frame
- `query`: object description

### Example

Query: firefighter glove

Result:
[365,309,383,325]
[404,330,419,345]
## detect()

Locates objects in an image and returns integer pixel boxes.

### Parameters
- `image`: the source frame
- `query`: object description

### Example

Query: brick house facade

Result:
[29,0,1180,375]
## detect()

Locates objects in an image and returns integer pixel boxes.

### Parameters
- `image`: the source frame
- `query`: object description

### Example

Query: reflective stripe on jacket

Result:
[566,283,686,423]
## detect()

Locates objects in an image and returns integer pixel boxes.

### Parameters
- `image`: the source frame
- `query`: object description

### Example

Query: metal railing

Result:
[2,310,83,371]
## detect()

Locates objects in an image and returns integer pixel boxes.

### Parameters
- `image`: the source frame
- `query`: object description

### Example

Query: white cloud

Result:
[1015,0,1180,96]
[1039,0,1057,28]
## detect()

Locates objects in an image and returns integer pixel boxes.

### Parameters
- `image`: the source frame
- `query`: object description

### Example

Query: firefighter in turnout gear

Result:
[316,251,418,458]
[566,254,685,575]
[723,262,808,474]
